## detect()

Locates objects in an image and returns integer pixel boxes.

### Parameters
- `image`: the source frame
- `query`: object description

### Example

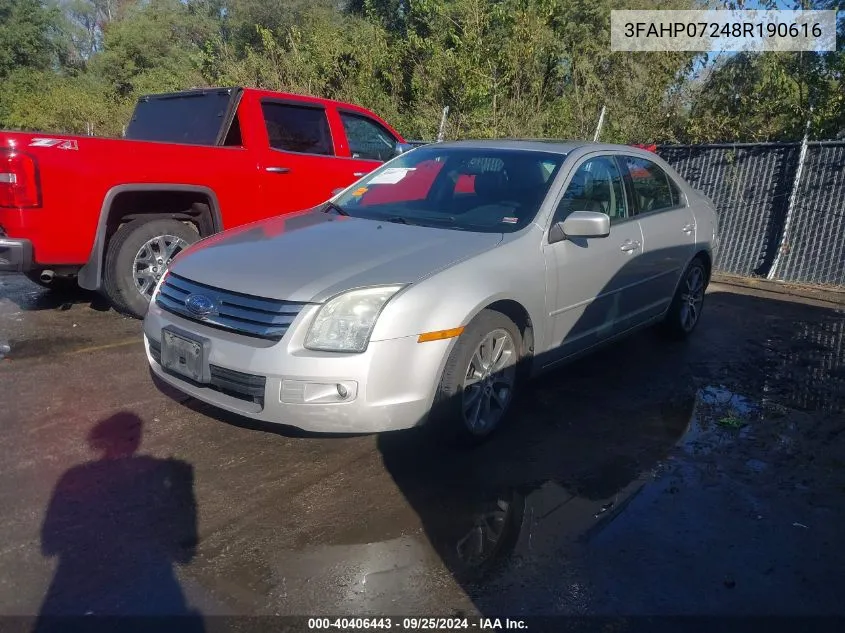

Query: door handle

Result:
[352,172,365,177]
[265,166,291,174]
[682,223,695,234]
[620,240,641,253]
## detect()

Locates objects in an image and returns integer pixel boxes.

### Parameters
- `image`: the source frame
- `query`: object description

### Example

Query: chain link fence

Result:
[657,140,845,288]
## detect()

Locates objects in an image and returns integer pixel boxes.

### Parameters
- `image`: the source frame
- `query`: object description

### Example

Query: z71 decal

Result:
[29,138,79,150]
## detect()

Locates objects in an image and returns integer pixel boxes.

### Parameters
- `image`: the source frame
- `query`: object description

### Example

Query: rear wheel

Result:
[661,257,707,339]
[103,218,198,318]
[431,310,521,446]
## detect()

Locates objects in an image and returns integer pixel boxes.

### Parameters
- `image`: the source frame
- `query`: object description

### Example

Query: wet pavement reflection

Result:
[377,289,845,615]
[1,274,844,617]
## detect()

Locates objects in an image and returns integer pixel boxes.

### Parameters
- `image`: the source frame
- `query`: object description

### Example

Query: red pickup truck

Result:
[0,87,407,317]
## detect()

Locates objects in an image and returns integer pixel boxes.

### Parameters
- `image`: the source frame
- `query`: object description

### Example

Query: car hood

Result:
[169,211,503,303]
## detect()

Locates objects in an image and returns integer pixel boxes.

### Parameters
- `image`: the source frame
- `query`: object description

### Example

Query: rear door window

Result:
[262,102,334,156]
[621,156,676,214]
[668,176,685,207]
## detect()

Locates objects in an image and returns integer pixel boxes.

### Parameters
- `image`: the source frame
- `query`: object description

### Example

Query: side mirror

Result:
[549,211,610,244]
[394,142,414,157]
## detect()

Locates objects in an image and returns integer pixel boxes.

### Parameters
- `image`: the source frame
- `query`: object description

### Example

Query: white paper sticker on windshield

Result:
[369,167,415,185]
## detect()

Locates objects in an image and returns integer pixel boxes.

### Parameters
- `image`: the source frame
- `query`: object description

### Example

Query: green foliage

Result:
[0,0,842,142]
[0,0,63,78]
[0,69,129,135]
[683,49,845,143]
[91,0,214,95]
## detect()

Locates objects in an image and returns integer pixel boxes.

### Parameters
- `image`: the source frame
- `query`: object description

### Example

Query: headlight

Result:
[304,285,404,353]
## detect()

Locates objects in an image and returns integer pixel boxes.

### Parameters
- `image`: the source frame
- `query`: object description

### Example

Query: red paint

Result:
[0,88,404,270]
[358,160,443,205]
[355,160,475,207]
[631,143,657,153]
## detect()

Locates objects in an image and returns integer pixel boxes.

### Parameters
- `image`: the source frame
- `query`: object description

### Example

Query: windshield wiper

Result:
[384,216,415,225]
[420,215,457,225]
[322,201,349,216]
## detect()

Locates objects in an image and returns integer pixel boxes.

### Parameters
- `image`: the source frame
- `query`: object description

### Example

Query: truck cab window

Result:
[262,102,334,156]
[340,112,398,162]
[222,114,242,147]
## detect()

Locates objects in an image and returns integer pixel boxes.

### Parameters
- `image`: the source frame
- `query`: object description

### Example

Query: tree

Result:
[0,69,127,134]
[0,0,64,78]
[1,0,841,143]
[90,0,215,96]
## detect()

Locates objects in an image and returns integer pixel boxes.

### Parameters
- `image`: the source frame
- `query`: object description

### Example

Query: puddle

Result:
[2,336,91,360]
[699,385,759,418]
[757,314,845,413]
[0,273,105,312]
[680,385,760,456]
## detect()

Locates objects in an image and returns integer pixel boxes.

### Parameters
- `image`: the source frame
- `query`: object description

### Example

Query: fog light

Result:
[281,380,358,404]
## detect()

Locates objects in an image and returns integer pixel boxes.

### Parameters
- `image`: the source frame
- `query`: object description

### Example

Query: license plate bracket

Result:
[160,327,211,384]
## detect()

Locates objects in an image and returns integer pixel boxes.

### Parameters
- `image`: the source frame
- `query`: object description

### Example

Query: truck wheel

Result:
[103,218,198,318]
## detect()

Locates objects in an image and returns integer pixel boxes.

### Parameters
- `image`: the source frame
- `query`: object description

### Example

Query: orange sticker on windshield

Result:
[352,187,368,197]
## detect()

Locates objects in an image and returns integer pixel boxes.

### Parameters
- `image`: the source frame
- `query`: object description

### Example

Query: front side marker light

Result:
[418,326,465,343]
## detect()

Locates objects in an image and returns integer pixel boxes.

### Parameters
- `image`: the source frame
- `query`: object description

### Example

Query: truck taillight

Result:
[0,151,41,208]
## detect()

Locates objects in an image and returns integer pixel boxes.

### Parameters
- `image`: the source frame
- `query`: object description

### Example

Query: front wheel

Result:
[662,257,707,339]
[431,310,522,446]
[103,218,198,318]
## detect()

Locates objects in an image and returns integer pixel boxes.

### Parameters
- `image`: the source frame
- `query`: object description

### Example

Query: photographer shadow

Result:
[34,412,203,632]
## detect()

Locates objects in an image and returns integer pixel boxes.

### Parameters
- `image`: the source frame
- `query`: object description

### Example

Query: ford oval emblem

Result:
[185,294,216,318]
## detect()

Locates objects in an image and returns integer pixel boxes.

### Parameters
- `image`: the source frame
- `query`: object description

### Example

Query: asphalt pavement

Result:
[1,272,844,620]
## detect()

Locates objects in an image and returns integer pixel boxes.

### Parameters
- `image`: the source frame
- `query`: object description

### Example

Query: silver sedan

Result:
[143,140,718,443]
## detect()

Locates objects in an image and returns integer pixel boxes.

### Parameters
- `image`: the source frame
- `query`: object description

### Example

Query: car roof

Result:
[430,139,656,156]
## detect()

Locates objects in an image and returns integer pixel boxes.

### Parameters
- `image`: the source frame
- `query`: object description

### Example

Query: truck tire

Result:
[103,218,198,318]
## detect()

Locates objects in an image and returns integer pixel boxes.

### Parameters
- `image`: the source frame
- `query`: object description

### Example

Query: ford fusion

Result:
[144,140,717,442]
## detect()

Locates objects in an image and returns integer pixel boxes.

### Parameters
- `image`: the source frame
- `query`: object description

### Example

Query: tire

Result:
[103,218,198,318]
[661,256,707,339]
[431,309,522,446]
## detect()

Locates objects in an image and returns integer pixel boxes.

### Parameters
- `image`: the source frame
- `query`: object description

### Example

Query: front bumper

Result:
[0,236,33,272]
[143,301,454,434]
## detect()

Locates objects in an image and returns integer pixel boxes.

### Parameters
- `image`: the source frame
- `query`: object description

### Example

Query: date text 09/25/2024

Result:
[307,618,529,630]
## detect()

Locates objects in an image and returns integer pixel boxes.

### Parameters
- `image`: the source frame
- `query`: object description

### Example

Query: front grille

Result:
[155,273,306,341]
[147,337,267,407]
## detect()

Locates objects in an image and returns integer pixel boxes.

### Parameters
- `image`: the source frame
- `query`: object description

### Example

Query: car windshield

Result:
[332,146,565,233]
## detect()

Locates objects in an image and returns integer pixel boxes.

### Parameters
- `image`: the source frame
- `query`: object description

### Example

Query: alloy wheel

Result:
[133,234,189,298]
[461,328,517,435]
[679,264,705,332]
